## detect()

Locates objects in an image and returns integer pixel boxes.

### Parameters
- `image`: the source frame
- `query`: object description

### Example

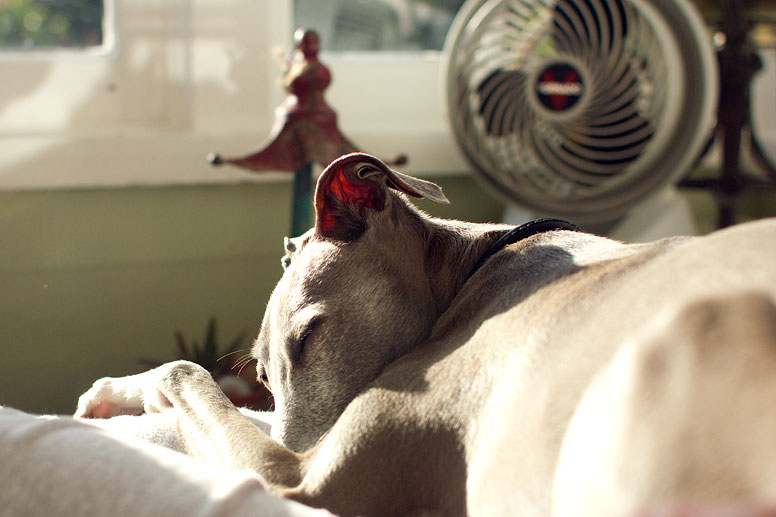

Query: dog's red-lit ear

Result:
[314,153,448,241]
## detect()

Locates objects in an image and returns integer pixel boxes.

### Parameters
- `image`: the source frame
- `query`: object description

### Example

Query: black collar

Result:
[469,218,581,279]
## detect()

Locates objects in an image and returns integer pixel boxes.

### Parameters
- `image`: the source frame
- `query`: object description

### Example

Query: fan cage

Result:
[444,0,717,223]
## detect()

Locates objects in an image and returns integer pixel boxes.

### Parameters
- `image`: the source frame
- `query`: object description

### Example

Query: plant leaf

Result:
[174,330,191,361]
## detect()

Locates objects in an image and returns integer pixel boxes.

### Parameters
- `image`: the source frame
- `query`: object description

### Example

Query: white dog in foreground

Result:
[72,153,776,516]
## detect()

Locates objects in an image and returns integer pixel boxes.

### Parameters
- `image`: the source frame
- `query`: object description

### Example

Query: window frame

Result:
[0,0,116,61]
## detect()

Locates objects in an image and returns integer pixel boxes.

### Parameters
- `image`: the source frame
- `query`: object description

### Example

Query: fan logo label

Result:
[536,63,584,111]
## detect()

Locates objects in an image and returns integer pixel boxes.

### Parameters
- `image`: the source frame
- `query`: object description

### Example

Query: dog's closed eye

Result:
[293,319,320,365]
[256,361,271,392]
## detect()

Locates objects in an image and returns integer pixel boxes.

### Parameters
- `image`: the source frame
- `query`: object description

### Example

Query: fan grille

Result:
[446,0,716,222]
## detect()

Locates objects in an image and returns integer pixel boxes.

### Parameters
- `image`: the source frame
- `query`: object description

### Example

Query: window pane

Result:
[294,0,465,52]
[0,0,104,49]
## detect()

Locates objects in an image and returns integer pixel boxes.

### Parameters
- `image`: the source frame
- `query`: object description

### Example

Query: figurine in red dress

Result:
[209,29,371,172]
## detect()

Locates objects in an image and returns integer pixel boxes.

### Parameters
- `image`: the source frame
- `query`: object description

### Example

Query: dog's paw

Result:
[74,361,214,419]
[73,362,207,418]
[74,376,147,419]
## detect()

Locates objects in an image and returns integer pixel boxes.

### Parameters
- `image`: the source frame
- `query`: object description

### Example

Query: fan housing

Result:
[445,0,717,223]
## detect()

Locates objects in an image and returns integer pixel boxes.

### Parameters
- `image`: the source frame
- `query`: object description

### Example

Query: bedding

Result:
[0,406,327,516]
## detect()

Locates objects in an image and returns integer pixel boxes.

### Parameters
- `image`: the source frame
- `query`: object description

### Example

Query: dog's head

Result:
[253,153,449,452]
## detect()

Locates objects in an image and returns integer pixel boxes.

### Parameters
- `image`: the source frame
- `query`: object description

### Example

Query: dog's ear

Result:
[314,152,449,241]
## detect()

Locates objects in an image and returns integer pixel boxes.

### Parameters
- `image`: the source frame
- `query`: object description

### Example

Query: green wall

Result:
[3,174,773,415]
[0,177,504,414]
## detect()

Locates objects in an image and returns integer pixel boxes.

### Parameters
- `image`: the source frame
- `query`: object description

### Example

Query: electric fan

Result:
[444,0,717,227]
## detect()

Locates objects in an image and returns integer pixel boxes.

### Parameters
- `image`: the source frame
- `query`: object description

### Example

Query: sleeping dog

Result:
[76,153,776,516]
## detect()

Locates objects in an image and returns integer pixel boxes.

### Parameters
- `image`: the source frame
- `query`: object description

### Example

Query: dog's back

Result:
[554,289,776,516]
[302,218,776,515]
[76,154,776,516]
[456,219,776,515]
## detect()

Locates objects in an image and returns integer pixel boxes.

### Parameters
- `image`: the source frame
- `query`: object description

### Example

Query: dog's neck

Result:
[426,222,511,311]
[390,201,511,319]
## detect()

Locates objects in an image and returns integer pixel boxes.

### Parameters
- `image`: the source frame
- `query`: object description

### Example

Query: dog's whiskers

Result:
[216,349,257,378]
[217,349,247,362]
[232,352,256,377]
[232,352,252,368]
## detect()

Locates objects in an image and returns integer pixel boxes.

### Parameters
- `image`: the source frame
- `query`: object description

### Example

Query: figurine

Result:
[208,28,405,236]
[208,29,361,171]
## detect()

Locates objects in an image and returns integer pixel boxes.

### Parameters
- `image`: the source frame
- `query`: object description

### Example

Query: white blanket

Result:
[0,406,329,516]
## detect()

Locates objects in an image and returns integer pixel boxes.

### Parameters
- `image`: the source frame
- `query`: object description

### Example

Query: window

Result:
[0,0,106,50]
[284,1,471,176]
[294,0,465,52]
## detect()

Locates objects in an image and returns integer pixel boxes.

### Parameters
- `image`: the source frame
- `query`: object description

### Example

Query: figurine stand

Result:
[680,0,776,228]
[291,163,313,238]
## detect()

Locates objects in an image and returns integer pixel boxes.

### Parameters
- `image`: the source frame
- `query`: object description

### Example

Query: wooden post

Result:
[291,163,313,237]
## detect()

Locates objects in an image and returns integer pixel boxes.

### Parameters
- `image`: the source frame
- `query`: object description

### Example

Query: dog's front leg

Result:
[76,361,304,488]
[154,362,304,485]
